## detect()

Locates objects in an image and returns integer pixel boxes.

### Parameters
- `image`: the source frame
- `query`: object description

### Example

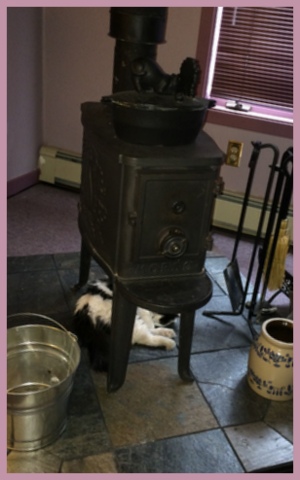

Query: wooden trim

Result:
[7,169,40,198]
[196,8,216,97]
[206,109,293,139]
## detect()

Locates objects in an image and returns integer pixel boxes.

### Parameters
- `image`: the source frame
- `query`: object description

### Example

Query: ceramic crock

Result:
[247,318,293,401]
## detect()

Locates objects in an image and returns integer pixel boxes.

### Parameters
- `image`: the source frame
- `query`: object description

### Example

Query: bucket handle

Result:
[7,313,78,342]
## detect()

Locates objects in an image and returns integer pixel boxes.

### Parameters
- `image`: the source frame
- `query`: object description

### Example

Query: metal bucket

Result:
[7,313,81,451]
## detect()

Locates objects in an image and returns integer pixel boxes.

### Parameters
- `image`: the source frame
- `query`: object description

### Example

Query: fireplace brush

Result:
[262,218,290,292]
[254,147,293,318]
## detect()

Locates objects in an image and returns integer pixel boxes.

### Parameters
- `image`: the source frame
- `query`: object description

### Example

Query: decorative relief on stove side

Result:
[80,137,108,245]
[126,258,203,277]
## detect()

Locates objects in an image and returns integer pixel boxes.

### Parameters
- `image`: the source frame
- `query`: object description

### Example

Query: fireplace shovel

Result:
[204,142,280,338]
[222,143,262,312]
[223,258,244,312]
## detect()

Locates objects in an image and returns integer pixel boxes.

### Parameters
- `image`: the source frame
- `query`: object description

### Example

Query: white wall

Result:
[157,8,202,73]
[7,7,43,183]
[204,124,292,200]
[42,7,113,153]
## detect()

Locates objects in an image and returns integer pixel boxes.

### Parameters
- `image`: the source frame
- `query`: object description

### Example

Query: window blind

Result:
[211,7,293,111]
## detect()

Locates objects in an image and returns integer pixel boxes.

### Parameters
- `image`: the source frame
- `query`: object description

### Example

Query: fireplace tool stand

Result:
[203,143,293,337]
[247,146,293,324]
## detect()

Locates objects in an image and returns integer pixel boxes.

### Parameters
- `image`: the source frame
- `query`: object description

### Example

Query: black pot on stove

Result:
[104,91,216,146]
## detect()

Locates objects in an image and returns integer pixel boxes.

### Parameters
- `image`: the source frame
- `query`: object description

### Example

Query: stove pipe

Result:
[109,7,168,93]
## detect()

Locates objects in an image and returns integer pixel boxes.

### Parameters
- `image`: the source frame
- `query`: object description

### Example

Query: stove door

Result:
[117,165,219,279]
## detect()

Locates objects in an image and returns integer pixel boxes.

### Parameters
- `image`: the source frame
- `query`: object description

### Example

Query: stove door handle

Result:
[159,228,188,258]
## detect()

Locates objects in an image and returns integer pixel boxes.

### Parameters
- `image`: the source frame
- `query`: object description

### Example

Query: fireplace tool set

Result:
[204,143,293,337]
[75,8,224,391]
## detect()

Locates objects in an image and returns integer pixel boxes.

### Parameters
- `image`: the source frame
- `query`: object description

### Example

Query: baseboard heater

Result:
[38,146,293,242]
[213,191,293,243]
[38,146,82,190]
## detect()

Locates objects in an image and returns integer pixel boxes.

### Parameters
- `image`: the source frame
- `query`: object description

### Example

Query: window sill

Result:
[205,107,293,139]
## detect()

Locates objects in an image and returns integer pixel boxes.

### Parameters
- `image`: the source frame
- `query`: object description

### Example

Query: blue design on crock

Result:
[252,341,293,368]
[248,367,293,397]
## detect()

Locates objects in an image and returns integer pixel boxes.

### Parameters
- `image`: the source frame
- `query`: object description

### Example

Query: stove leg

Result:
[178,311,195,382]
[75,240,91,289]
[107,284,137,393]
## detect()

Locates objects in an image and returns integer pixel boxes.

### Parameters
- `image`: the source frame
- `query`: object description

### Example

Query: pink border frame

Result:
[2,2,297,479]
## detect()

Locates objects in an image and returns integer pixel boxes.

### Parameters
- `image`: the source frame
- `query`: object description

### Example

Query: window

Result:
[197,7,293,138]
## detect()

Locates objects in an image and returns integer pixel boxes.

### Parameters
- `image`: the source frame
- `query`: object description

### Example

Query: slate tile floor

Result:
[7,250,293,473]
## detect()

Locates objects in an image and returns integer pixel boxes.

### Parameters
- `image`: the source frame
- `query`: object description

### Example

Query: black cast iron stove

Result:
[77,8,224,392]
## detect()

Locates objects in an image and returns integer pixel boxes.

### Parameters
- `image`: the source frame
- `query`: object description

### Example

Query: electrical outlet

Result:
[225,141,243,167]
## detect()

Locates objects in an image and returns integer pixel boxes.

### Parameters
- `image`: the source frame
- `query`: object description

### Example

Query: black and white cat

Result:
[73,280,177,371]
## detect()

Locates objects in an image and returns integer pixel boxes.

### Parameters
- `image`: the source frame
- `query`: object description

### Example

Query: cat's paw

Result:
[164,328,176,339]
[154,327,176,338]
[165,338,176,350]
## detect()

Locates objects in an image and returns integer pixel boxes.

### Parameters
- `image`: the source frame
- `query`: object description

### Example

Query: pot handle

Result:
[7,313,78,341]
[207,99,216,109]
[101,95,113,104]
